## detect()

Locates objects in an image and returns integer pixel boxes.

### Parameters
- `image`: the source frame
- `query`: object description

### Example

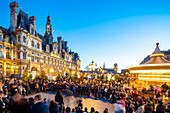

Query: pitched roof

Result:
[153,42,161,54]
[140,43,170,64]
[17,9,29,31]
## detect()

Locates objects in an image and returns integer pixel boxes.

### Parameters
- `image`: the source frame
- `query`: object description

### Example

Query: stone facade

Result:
[0,1,80,79]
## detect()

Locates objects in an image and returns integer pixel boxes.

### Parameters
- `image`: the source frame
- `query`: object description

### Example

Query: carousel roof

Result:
[140,43,170,64]
[129,43,170,73]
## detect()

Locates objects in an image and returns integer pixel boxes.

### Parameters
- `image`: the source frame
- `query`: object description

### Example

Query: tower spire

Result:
[45,15,53,45]
[45,15,52,35]
[103,61,105,69]
[153,42,161,54]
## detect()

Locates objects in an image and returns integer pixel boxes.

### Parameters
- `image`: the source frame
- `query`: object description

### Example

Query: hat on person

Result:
[168,101,170,105]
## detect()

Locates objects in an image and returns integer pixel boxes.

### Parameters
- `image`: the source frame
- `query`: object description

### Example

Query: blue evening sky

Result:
[1,0,170,71]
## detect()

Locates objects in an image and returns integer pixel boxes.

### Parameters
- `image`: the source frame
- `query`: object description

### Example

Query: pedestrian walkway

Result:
[26,92,114,113]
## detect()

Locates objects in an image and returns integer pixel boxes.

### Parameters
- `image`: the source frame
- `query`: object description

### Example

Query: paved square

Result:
[27,92,114,113]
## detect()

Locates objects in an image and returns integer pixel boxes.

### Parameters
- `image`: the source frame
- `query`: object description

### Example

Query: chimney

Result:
[57,36,62,55]
[10,1,18,32]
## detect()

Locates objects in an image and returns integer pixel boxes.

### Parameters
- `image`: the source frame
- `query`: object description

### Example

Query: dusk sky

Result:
[1,0,170,72]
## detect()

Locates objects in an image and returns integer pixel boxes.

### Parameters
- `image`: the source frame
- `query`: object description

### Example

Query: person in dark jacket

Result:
[161,82,169,95]
[156,101,166,113]
[8,93,22,113]
[16,98,29,113]
[49,100,60,113]
[10,84,18,96]
[31,95,48,113]
[28,97,34,113]
[0,91,9,113]
[66,107,71,113]
[55,90,64,113]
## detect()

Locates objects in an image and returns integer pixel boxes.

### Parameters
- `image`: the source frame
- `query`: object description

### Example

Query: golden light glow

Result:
[107,74,112,81]
[130,70,170,73]
[4,62,6,71]
[50,68,54,73]
[130,63,170,68]
[150,53,164,57]
[138,77,170,81]
[112,76,115,80]
[139,74,170,77]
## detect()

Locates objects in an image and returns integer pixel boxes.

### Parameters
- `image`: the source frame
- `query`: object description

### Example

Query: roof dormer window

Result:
[31,28,34,35]
[46,45,50,53]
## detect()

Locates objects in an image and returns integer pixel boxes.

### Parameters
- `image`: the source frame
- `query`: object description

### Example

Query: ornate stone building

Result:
[80,61,117,80]
[0,1,80,79]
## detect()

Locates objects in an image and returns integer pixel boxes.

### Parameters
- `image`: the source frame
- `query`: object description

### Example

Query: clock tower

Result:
[44,16,53,45]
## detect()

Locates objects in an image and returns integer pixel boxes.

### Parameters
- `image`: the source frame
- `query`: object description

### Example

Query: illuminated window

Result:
[6,52,10,59]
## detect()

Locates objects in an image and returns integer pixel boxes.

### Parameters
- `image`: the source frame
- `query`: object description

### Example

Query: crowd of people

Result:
[0,77,170,113]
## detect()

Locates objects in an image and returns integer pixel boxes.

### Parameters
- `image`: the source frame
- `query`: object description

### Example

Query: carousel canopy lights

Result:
[129,43,170,82]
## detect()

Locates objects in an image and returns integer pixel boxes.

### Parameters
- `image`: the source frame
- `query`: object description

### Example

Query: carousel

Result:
[129,43,170,88]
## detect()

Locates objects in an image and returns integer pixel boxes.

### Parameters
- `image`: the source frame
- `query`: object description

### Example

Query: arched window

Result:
[23,36,26,43]
[18,35,21,42]
[37,43,40,49]
[23,52,26,59]
[6,52,10,59]
[31,41,34,47]
[46,45,50,53]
